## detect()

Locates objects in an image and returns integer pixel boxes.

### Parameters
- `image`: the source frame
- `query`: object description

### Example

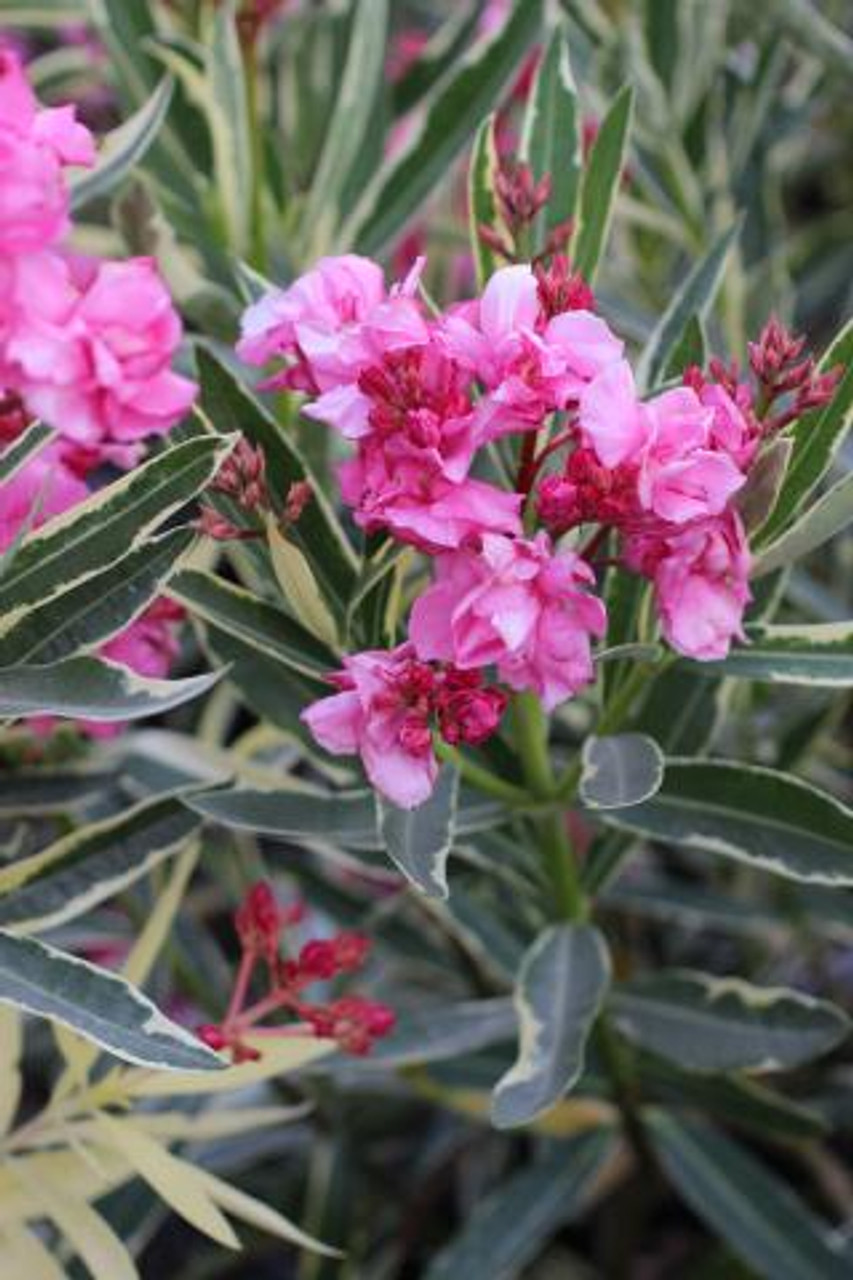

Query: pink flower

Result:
[302,644,439,809]
[0,444,88,552]
[313,343,521,551]
[579,361,745,522]
[0,46,94,254]
[237,254,428,394]
[410,533,606,710]
[443,264,623,440]
[339,446,521,550]
[638,386,745,524]
[3,252,196,449]
[627,511,751,661]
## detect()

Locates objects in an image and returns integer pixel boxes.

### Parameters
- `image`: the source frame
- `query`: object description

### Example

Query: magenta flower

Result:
[442,264,623,441]
[410,533,606,710]
[0,444,88,552]
[301,644,439,809]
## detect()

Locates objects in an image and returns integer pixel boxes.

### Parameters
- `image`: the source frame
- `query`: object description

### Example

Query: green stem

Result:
[513,692,586,922]
[435,741,531,808]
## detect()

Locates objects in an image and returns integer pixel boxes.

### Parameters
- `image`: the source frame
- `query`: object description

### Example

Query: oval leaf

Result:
[610,969,849,1071]
[0,929,222,1071]
[600,759,853,884]
[378,766,459,898]
[580,733,665,810]
[492,924,611,1129]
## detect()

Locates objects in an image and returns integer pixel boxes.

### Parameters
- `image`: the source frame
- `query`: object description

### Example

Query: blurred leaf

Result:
[647,1113,850,1280]
[611,970,849,1071]
[737,437,793,533]
[0,656,220,724]
[579,733,665,810]
[21,1179,138,1280]
[392,5,483,116]
[0,525,194,666]
[424,1129,618,1280]
[492,924,611,1128]
[757,320,853,545]
[328,999,516,1077]
[342,0,544,255]
[637,220,742,390]
[70,77,174,212]
[0,930,222,1070]
[0,422,53,485]
[0,1007,21,1137]
[0,794,200,934]
[572,85,633,283]
[0,429,232,616]
[126,1036,332,1097]
[378,767,459,898]
[94,1113,240,1249]
[300,0,389,257]
[468,113,506,289]
[768,0,853,75]
[601,759,853,884]
[662,313,707,381]
[520,22,581,249]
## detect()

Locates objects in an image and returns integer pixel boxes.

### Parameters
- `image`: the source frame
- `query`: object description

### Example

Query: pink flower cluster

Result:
[0,51,197,734]
[0,47,195,459]
[239,248,833,808]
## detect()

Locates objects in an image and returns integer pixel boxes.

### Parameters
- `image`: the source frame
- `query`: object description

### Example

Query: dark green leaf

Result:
[572,85,633,283]
[492,924,611,1128]
[0,657,220,723]
[378,767,459,898]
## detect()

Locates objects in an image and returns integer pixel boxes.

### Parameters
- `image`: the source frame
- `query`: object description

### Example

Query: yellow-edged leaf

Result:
[199,1168,340,1257]
[267,518,339,649]
[124,1034,333,1097]
[92,1114,240,1249]
[10,1166,138,1280]
[0,1225,66,1280]
[0,1006,22,1134]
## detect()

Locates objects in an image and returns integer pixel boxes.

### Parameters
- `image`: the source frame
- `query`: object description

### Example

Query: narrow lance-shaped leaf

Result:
[637,219,742,391]
[0,421,53,485]
[424,1131,617,1280]
[610,969,850,1072]
[392,5,483,117]
[70,76,174,211]
[757,318,853,546]
[600,758,853,884]
[468,114,506,290]
[579,733,665,810]
[647,1113,851,1280]
[342,0,544,256]
[0,928,222,1071]
[0,430,232,613]
[492,924,611,1129]
[170,567,332,682]
[0,525,194,666]
[520,23,581,249]
[572,85,634,283]
[378,767,459,899]
[688,620,853,685]
[300,0,388,257]
[0,656,220,724]
[754,468,853,577]
[0,794,201,934]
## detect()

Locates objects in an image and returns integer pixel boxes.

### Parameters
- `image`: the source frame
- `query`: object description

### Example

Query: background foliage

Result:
[1,0,853,1276]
